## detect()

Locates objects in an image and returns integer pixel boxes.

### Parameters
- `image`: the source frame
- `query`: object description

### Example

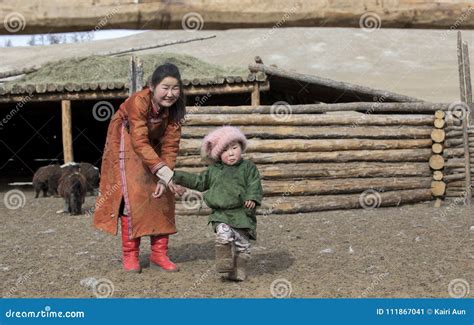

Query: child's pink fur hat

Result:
[201,126,248,161]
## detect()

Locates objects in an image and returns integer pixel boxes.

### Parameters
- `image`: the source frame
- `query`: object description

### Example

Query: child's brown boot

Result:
[228,252,250,281]
[215,243,234,273]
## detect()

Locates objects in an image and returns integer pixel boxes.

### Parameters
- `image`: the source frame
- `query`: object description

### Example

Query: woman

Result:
[93,63,185,273]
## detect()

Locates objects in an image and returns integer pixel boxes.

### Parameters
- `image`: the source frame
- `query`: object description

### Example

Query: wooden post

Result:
[251,82,260,106]
[456,31,472,204]
[61,100,74,163]
[128,55,144,96]
[136,57,144,91]
[128,56,137,96]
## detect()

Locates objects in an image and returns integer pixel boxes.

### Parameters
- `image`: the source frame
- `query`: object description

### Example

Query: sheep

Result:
[32,164,61,198]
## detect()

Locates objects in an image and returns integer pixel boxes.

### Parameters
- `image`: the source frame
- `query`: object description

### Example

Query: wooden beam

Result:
[0,82,269,103]
[61,100,73,163]
[1,1,472,35]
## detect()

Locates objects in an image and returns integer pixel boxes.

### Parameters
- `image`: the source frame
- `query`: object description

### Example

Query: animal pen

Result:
[0,42,473,214]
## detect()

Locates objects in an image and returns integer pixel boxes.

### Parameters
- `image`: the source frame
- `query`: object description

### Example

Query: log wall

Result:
[174,103,447,215]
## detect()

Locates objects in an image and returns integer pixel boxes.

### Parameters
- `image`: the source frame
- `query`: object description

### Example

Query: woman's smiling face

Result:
[153,76,180,108]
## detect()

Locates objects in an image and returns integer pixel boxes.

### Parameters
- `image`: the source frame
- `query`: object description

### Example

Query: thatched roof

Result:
[0,52,260,96]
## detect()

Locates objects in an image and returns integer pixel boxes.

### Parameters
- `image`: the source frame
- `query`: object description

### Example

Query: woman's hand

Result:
[169,181,186,196]
[152,181,166,198]
[244,200,256,209]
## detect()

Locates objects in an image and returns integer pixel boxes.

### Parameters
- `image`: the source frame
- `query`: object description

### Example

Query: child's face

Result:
[220,141,242,165]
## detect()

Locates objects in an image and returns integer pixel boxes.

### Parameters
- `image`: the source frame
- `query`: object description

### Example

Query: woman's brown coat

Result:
[93,88,181,238]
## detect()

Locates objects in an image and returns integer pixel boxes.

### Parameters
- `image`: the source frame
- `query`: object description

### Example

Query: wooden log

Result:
[462,40,473,205]
[462,40,474,119]
[446,138,466,147]
[429,155,444,170]
[443,148,465,158]
[447,180,474,187]
[445,190,473,197]
[435,110,446,119]
[431,181,446,196]
[433,171,443,181]
[176,162,432,179]
[434,118,445,128]
[431,129,445,142]
[178,139,432,154]
[444,173,469,182]
[445,158,474,168]
[445,167,469,174]
[5,1,474,35]
[183,114,435,126]
[432,143,443,154]
[445,116,462,127]
[176,149,433,167]
[181,125,433,139]
[260,177,431,196]
[175,189,433,215]
[445,130,474,138]
[186,103,452,114]
[61,100,74,163]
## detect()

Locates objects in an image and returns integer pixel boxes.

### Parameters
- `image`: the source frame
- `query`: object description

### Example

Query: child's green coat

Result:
[173,159,263,239]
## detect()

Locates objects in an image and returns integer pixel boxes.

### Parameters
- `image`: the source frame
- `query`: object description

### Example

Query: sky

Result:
[0,29,146,47]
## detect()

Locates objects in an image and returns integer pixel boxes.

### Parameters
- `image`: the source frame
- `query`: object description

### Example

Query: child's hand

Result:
[244,200,256,209]
[152,181,166,198]
[169,181,186,196]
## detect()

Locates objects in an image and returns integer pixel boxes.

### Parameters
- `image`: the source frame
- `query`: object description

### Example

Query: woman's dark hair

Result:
[149,62,186,123]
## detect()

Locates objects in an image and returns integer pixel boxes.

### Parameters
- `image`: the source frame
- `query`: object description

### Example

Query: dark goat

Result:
[58,165,87,215]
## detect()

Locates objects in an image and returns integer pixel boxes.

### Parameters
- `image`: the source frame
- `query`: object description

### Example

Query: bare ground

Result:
[1,188,473,298]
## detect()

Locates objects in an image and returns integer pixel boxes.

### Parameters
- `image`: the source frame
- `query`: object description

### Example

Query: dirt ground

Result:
[1,188,473,298]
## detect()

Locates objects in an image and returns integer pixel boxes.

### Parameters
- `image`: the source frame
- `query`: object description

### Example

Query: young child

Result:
[173,126,263,281]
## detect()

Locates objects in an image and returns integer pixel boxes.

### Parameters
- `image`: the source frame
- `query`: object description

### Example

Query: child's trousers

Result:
[215,223,251,254]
